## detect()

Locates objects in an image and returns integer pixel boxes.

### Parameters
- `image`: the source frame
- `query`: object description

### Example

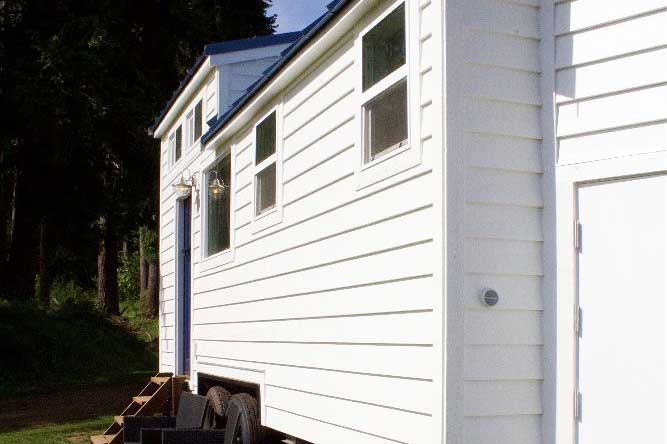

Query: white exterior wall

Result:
[542,1,667,444]
[159,1,444,443]
[445,1,544,443]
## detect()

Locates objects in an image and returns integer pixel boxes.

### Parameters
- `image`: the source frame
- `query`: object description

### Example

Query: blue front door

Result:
[178,196,192,375]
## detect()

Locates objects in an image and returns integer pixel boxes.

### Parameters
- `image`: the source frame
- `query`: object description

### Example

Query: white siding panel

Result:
[465,310,543,345]
[265,386,432,444]
[465,238,543,276]
[557,84,667,137]
[464,132,542,173]
[465,168,543,207]
[465,64,541,105]
[464,98,541,139]
[464,380,542,416]
[463,415,542,444]
[558,122,667,165]
[464,274,543,311]
[195,275,433,322]
[464,345,543,380]
[193,311,433,345]
[464,0,540,39]
[556,48,667,103]
[464,204,543,241]
[465,30,540,72]
[555,0,667,35]
[555,10,667,68]
[267,366,434,415]
[195,341,433,380]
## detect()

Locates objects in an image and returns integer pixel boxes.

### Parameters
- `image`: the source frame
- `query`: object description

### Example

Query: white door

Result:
[576,174,666,443]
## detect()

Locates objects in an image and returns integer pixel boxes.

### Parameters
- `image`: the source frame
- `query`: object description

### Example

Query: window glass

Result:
[194,101,203,140]
[362,3,405,91]
[364,79,408,162]
[255,163,276,215]
[206,154,231,256]
[175,126,182,160]
[255,111,276,164]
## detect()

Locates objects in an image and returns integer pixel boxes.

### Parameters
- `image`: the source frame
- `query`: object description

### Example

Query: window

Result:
[206,154,231,256]
[254,111,277,215]
[361,3,408,163]
[194,100,203,141]
[174,125,182,161]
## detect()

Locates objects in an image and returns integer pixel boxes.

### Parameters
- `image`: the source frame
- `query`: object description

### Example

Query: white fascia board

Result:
[205,0,379,149]
[153,57,214,139]
[209,43,294,66]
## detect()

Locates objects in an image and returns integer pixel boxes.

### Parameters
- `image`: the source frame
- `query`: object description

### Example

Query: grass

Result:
[0,416,112,444]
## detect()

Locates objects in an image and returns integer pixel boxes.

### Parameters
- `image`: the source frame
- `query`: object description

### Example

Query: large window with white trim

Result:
[361,2,408,164]
[254,111,277,216]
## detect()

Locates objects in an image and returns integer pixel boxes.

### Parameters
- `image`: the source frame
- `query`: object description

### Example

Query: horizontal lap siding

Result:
[554,4,667,165]
[190,1,439,443]
[456,0,544,442]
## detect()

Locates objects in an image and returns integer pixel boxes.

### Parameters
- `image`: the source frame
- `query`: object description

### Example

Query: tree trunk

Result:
[97,215,119,315]
[147,259,159,318]
[139,226,148,292]
[37,219,51,306]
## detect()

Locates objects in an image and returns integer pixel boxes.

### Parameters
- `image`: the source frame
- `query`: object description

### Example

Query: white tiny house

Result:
[151,1,667,443]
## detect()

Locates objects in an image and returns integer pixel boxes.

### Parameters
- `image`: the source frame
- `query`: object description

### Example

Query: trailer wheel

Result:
[205,386,232,429]
[224,393,263,444]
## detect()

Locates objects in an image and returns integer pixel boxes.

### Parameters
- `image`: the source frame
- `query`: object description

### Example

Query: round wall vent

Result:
[480,288,499,307]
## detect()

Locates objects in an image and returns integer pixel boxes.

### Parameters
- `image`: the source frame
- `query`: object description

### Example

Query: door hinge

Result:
[574,391,583,422]
[574,220,582,252]
[575,305,582,337]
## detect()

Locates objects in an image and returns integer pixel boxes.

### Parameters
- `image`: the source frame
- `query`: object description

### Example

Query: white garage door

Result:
[576,174,666,443]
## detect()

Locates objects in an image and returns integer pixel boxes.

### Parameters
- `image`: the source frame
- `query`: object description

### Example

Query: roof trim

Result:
[200,0,353,145]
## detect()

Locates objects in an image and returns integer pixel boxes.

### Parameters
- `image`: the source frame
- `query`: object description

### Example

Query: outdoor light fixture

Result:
[208,170,228,199]
[172,169,199,199]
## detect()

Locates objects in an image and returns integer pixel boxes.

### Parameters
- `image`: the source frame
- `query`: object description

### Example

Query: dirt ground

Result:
[0,382,144,431]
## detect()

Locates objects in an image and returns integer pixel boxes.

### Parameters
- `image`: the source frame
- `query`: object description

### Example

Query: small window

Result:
[361,3,408,164]
[255,163,276,214]
[254,111,277,216]
[364,79,408,162]
[174,126,182,161]
[255,111,276,164]
[194,100,203,141]
[206,154,231,256]
[363,3,405,91]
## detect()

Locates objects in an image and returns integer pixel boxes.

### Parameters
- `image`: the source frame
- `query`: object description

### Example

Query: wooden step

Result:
[133,396,152,405]
[114,416,123,425]
[90,435,113,444]
[151,376,171,385]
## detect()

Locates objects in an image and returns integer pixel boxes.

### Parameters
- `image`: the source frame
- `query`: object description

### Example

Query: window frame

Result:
[251,105,283,233]
[186,110,195,148]
[354,0,422,190]
[200,145,236,268]
[359,1,410,167]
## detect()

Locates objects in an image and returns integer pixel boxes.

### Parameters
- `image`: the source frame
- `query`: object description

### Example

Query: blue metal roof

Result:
[200,0,353,145]
[151,31,303,133]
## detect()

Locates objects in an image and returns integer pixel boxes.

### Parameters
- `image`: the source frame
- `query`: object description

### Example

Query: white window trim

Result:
[186,111,195,148]
[251,105,284,234]
[200,145,236,270]
[168,133,176,168]
[354,0,422,191]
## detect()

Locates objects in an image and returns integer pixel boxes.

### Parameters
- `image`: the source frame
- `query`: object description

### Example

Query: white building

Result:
[151,1,666,443]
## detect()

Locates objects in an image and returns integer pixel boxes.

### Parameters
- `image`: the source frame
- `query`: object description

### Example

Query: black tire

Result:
[224,393,263,444]
[205,386,232,429]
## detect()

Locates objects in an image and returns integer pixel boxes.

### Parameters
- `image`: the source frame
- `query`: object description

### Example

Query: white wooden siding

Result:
[554,4,667,166]
[448,0,544,442]
[158,1,441,443]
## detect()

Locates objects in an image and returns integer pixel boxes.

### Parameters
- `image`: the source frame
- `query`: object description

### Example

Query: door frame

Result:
[547,151,667,444]
[175,194,193,377]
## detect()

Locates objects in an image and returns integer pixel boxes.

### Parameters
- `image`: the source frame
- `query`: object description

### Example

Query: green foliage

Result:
[121,300,159,344]
[0,299,156,398]
[118,252,140,302]
[0,415,112,443]
[140,226,158,262]
[49,277,97,308]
